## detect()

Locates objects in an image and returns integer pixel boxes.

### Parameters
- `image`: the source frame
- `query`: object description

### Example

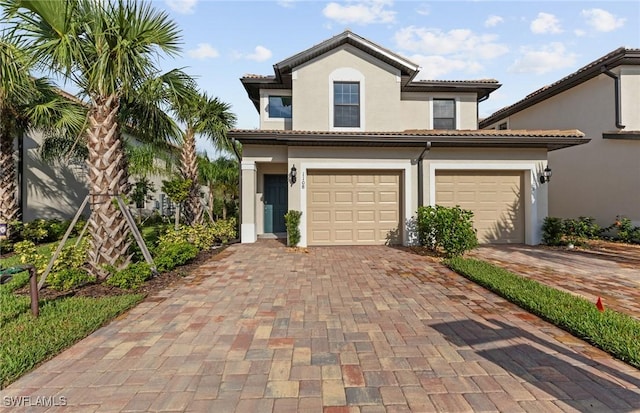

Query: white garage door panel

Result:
[435,171,524,244]
[308,171,401,245]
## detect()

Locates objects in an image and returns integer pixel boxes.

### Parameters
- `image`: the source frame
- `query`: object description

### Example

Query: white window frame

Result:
[429,97,460,130]
[329,68,365,132]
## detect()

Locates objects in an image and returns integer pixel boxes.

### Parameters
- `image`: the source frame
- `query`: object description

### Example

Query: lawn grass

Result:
[0,238,142,389]
[446,257,640,369]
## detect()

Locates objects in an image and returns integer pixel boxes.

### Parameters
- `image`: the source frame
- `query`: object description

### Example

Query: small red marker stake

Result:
[596,297,605,312]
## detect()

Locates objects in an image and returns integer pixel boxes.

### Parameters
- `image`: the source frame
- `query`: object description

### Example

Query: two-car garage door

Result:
[307,170,401,245]
[305,169,525,246]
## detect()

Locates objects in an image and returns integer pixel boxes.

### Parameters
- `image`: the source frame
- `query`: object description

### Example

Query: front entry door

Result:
[264,174,288,233]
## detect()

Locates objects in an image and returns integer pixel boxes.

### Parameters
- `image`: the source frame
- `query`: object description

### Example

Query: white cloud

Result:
[530,12,562,34]
[581,8,626,32]
[238,46,273,62]
[277,0,295,8]
[323,0,396,25]
[165,0,197,14]
[574,29,587,37]
[395,26,508,60]
[410,55,483,80]
[187,43,219,59]
[509,43,577,74]
[484,15,504,28]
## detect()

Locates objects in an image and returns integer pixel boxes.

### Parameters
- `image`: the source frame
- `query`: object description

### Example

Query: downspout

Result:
[417,141,431,208]
[601,67,625,130]
[231,138,242,241]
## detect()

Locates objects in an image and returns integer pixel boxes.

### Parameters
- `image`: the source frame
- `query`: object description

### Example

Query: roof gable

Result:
[274,30,420,81]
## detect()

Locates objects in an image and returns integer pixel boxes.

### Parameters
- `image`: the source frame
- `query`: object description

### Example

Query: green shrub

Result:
[284,210,302,247]
[154,241,199,272]
[417,205,478,257]
[446,257,640,368]
[105,262,153,289]
[542,217,564,246]
[48,268,95,291]
[210,218,238,243]
[20,219,49,243]
[614,217,640,244]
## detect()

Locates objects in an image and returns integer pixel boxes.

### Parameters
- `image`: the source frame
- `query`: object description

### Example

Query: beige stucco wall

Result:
[259,89,293,130]
[22,130,89,221]
[424,148,548,245]
[22,131,182,222]
[287,45,478,132]
[485,69,640,226]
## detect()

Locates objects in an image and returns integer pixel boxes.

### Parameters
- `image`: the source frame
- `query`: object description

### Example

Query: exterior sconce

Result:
[290,164,297,184]
[539,166,552,184]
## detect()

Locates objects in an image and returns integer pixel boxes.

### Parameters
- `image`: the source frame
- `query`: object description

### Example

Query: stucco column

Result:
[241,160,257,243]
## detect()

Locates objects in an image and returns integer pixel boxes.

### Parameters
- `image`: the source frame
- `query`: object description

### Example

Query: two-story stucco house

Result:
[229,31,589,247]
[481,48,640,227]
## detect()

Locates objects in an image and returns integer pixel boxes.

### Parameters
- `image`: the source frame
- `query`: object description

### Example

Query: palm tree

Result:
[2,0,185,276]
[172,92,236,225]
[198,155,239,221]
[0,35,85,227]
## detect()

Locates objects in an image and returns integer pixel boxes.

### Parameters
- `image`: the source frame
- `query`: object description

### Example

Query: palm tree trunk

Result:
[181,129,202,225]
[86,95,131,279]
[0,115,20,224]
[208,189,214,223]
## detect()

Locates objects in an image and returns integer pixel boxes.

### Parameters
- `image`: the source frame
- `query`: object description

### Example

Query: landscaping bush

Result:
[284,210,302,247]
[48,268,95,291]
[13,238,91,291]
[613,217,640,244]
[417,205,478,257]
[542,216,564,246]
[209,217,238,243]
[105,262,153,290]
[446,257,640,368]
[154,241,199,272]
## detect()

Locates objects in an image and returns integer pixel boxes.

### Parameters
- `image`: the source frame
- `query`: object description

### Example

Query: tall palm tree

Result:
[172,92,236,225]
[2,0,184,276]
[0,35,85,227]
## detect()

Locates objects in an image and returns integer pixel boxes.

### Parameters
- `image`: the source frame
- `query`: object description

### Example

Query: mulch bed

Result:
[15,245,230,301]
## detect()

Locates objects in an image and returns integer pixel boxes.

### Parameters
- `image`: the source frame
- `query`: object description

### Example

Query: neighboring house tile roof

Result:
[240,30,501,111]
[229,129,589,151]
[480,47,640,128]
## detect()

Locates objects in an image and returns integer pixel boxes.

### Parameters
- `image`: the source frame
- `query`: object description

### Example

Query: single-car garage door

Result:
[307,170,401,245]
[435,170,524,244]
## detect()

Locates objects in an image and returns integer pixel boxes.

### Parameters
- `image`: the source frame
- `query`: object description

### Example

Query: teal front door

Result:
[264,174,288,233]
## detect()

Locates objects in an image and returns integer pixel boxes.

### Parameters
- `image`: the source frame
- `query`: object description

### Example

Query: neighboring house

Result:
[230,30,589,247]
[481,48,640,227]
[20,130,178,222]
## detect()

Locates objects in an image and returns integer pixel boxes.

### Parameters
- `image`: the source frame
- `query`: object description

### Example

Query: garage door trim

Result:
[428,162,539,245]
[298,161,413,247]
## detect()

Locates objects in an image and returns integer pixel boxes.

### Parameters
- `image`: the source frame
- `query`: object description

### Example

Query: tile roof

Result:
[231,128,584,138]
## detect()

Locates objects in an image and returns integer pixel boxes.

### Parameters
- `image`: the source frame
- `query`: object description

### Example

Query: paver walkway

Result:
[469,244,640,320]
[4,240,640,412]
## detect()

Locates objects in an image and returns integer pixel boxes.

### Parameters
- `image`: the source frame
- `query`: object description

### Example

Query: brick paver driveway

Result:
[4,241,640,412]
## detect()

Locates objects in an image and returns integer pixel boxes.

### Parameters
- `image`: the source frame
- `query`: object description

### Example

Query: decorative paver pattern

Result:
[3,240,640,412]
[469,244,640,320]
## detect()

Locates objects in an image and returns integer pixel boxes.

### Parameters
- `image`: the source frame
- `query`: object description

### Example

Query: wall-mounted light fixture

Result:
[290,164,297,184]
[539,165,552,184]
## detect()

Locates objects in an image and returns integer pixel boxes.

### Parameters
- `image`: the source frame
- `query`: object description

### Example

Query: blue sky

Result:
[60,1,640,154]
